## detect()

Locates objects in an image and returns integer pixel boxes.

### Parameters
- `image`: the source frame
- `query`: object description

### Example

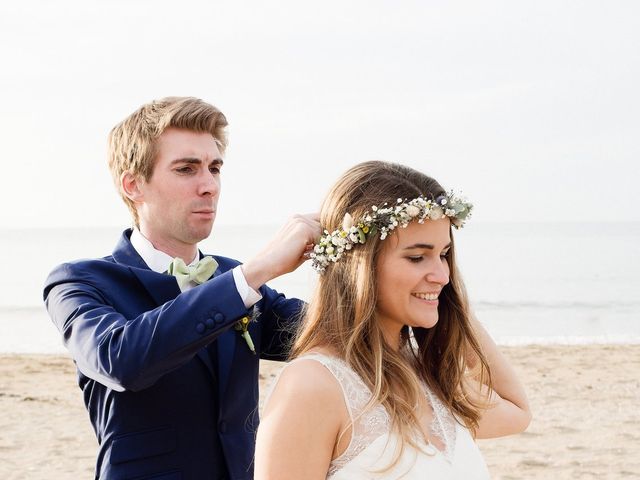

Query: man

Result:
[43,97,320,480]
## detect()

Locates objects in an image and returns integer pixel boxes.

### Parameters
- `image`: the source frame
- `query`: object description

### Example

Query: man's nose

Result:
[198,170,219,196]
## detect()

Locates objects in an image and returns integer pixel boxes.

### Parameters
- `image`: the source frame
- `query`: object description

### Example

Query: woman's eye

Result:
[407,256,423,263]
[440,251,450,259]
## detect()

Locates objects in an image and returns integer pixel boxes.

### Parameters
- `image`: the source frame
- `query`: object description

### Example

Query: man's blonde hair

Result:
[107,96,228,226]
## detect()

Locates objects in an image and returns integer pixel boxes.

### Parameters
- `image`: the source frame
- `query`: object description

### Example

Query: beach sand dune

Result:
[1,345,639,479]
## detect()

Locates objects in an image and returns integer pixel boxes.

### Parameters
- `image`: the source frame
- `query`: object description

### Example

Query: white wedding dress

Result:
[275,353,490,479]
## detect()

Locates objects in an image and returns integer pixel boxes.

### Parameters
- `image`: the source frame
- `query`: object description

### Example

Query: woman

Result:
[255,161,531,479]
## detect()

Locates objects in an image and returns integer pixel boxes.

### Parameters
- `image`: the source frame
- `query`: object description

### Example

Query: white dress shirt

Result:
[130,229,262,308]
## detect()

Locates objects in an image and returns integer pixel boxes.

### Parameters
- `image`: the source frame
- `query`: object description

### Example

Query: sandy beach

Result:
[1,345,639,479]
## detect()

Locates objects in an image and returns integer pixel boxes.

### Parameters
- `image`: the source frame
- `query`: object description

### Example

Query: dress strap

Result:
[292,353,390,477]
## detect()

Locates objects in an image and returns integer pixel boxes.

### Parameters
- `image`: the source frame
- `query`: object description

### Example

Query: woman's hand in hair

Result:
[468,315,533,439]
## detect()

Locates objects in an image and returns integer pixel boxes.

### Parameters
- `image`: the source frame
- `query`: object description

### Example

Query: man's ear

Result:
[120,171,144,203]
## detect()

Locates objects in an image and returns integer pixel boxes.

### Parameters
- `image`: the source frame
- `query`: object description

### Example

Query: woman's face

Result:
[375,218,451,347]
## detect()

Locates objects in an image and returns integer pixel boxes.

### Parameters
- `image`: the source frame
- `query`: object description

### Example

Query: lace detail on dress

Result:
[292,353,389,477]
[424,384,458,462]
[291,353,458,478]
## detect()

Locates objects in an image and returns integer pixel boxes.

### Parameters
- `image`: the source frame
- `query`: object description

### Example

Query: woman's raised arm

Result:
[469,315,532,439]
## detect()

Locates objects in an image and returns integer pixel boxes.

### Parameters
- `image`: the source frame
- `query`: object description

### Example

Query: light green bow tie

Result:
[167,256,218,289]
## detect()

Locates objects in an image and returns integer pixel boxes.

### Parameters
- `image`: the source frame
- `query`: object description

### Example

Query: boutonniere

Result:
[234,307,260,354]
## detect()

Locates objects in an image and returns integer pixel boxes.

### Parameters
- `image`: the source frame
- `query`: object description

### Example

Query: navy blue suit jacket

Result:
[43,229,303,480]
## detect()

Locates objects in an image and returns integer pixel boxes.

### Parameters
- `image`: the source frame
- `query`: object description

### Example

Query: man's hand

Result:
[241,213,321,290]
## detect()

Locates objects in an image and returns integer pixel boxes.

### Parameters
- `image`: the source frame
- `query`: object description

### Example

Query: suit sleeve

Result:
[256,284,306,361]
[44,262,251,392]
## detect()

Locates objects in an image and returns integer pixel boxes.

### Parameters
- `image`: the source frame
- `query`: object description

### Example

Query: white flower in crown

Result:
[310,192,472,273]
[429,205,444,220]
[406,205,420,217]
[342,213,354,231]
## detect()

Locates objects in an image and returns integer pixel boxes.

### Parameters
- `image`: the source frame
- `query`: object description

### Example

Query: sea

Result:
[1,222,639,353]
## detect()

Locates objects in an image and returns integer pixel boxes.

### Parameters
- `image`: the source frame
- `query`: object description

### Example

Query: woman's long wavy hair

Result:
[293,161,492,465]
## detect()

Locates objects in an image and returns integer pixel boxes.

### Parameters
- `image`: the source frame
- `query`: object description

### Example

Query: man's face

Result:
[135,127,223,251]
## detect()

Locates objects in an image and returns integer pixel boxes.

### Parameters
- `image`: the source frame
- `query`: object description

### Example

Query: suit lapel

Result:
[129,267,183,306]
[111,229,217,378]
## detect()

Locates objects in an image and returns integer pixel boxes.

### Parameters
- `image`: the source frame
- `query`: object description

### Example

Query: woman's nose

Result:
[426,258,450,285]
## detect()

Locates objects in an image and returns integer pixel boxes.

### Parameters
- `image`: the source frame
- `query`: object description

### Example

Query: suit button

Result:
[205,318,215,329]
[196,322,205,334]
[214,313,224,324]
[219,421,227,433]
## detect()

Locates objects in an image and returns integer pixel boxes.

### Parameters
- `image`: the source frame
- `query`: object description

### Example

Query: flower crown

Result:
[311,192,472,273]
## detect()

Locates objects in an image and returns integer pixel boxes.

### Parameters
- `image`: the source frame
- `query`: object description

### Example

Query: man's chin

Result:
[188,222,215,243]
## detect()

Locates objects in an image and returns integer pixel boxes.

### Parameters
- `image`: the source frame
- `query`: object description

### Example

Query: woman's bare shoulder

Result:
[271,353,343,403]
[256,352,346,479]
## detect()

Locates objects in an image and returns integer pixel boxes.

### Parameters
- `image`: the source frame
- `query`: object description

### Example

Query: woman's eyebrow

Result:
[403,242,452,250]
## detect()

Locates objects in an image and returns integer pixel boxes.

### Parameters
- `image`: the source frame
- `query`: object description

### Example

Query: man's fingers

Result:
[288,214,322,245]
[292,212,321,228]
[301,243,315,260]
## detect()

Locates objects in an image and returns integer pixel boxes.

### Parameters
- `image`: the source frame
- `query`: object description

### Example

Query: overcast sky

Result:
[1,0,638,228]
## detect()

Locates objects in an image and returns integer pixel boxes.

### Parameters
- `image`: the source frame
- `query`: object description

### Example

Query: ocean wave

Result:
[494,335,640,346]
[473,300,640,311]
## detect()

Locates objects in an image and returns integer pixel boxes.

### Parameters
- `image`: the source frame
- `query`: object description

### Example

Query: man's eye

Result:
[407,256,423,263]
[176,166,193,174]
[210,166,221,174]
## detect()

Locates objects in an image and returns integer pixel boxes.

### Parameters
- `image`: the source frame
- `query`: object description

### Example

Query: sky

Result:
[1,0,639,228]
